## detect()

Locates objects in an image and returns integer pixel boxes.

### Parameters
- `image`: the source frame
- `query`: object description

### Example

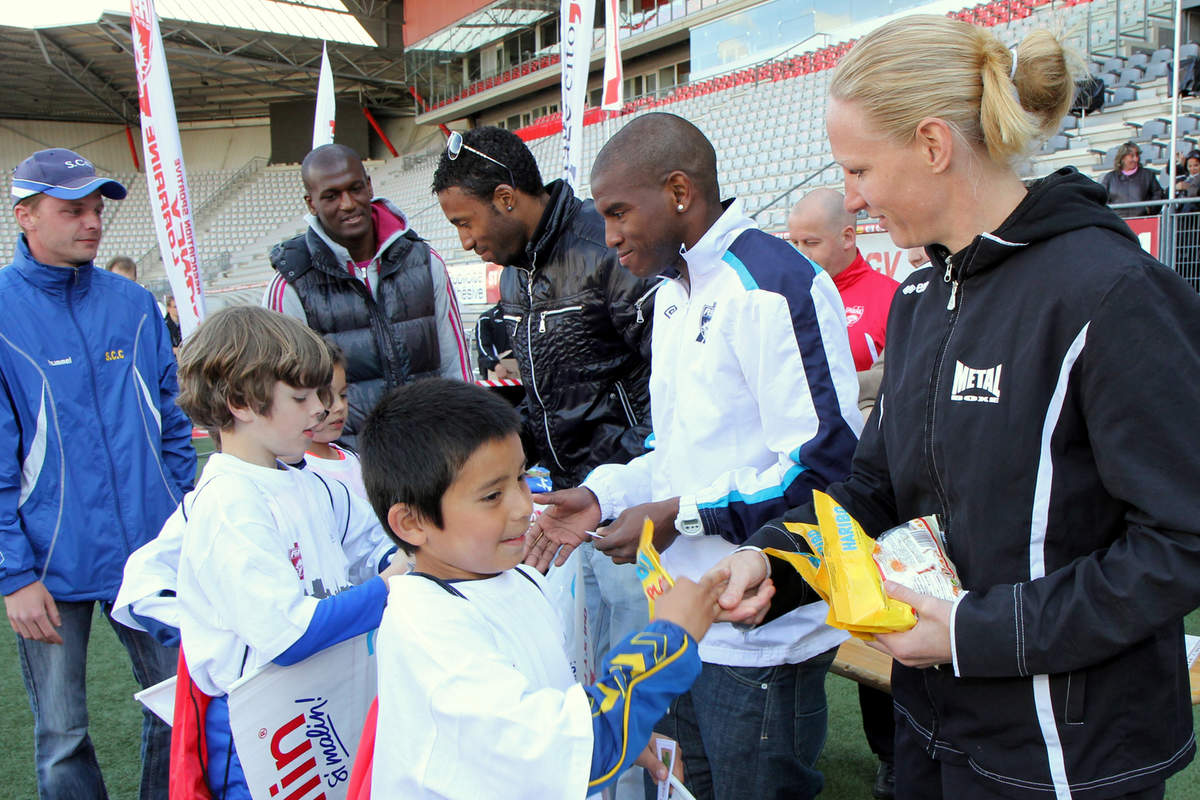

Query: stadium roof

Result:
[0,0,412,125]
[406,2,554,53]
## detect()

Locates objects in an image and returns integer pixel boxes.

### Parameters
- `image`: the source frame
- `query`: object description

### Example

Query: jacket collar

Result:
[11,234,94,297]
[525,179,580,267]
[680,198,754,278]
[305,198,411,269]
[931,168,1135,282]
[832,249,871,291]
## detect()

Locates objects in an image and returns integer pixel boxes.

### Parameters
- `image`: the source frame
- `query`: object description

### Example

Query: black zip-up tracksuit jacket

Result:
[751,168,1200,798]
[498,179,659,488]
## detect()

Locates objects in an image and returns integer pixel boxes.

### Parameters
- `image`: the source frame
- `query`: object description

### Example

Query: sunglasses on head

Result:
[446,131,516,189]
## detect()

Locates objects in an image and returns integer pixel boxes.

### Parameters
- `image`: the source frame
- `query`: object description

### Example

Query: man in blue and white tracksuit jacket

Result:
[579,154,866,797]
[0,148,195,800]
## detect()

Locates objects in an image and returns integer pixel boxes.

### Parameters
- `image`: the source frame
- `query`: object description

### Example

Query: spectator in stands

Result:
[106,254,137,281]
[1174,148,1200,197]
[432,127,658,723]
[263,144,470,445]
[1100,141,1165,217]
[789,188,900,800]
[527,112,862,800]
[2,148,195,800]
[710,16,1200,800]
[163,294,182,353]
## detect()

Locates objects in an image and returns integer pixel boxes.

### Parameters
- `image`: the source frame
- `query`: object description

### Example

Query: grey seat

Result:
[1040,135,1070,154]
[1107,86,1137,106]
[1116,67,1145,87]
[1144,61,1170,81]
[1101,56,1125,73]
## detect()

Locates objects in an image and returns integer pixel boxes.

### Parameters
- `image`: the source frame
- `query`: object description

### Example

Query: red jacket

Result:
[832,250,900,371]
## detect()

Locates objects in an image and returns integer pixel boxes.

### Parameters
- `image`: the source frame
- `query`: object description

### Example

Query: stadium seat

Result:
[1107,87,1137,107]
[1116,67,1145,87]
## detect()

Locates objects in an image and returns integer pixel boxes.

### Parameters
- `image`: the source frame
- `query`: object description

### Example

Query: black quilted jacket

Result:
[498,180,659,488]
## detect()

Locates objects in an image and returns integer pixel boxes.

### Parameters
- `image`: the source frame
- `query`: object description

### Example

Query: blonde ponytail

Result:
[830,16,1079,166]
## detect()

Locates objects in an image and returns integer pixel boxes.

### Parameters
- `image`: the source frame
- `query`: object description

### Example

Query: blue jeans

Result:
[646,648,838,800]
[14,600,178,800]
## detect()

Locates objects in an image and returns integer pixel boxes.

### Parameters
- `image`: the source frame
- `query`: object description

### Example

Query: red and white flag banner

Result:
[560,0,596,188]
[130,0,206,337]
[601,0,623,111]
[313,42,336,149]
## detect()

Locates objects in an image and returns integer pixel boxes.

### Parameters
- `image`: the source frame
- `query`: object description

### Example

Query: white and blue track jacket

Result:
[0,235,195,601]
[584,200,861,667]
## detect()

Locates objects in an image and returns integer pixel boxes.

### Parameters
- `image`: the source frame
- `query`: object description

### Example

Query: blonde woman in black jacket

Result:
[710,15,1200,800]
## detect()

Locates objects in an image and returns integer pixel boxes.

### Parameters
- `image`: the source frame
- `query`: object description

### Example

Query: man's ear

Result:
[664,170,693,213]
[387,502,429,550]
[13,203,35,233]
[841,224,856,251]
[303,192,316,216]
[492,183,514,212]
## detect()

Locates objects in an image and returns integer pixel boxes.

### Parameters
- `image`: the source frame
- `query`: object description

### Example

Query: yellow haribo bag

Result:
[635,518,674,616]
[763,520,831,600]
[813,491,916,635]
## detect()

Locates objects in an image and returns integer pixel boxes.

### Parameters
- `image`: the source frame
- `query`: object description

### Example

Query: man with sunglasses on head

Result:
[264,143,470,445]
[432,126,659,684]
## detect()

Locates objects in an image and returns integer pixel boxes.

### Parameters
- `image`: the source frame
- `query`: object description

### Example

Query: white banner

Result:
[313,42,336,149]
[600,0,623,111]
[130,0,205,337]
[560,0,596,188]
[856,231,921,284]
[228,633,377,800]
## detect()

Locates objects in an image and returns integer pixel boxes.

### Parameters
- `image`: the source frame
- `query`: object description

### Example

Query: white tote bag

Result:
[543,547,597,686]
[226,632,377,800]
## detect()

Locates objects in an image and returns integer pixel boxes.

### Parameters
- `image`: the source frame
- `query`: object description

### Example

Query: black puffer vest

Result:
[269,222,438,438]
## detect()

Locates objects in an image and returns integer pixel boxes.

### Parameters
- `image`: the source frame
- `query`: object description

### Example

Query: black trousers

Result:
[859,684,894,763]
[893,719,1165,800]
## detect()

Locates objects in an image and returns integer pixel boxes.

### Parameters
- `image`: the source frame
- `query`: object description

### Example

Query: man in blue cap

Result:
[2,148,195,800]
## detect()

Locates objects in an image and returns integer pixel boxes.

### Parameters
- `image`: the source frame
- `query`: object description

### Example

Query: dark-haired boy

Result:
[168,306,405,799]
[433,126,659,687]
[359,378,749,798]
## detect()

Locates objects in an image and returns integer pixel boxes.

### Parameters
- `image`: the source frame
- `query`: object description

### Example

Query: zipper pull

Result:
[635,302,644,324]
[539,311,547,333]
[943,257,957,311]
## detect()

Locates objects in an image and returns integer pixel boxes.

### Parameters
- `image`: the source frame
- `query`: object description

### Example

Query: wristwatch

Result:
[674,496,704,537]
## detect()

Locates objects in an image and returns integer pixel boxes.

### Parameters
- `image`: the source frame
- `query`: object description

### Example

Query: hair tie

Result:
[1010,48,1018,81]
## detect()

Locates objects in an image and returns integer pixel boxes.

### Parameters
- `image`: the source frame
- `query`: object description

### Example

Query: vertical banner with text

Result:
[130,0,205,337]
[600,0,623,110]
[313,42,336,149]
[560,0,596,188]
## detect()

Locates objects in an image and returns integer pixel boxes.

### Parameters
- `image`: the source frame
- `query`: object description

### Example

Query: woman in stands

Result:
[1174,148,1200,197]
[1101,141,1166,216]
[710,14,1200,800]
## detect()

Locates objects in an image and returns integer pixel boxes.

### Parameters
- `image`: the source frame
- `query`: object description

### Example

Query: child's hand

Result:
[635,733,685,787]
[652,568,729,642]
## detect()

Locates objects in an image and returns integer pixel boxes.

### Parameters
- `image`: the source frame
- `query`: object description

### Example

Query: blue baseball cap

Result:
[11,148,127,206]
